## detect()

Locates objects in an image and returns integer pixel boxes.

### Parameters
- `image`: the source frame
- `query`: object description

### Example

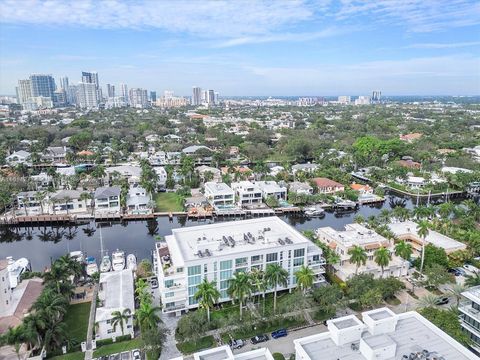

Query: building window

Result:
[266,253,278,262]
[165,279,174,288]
[294,249,305,258]
[251,255,262,263]
[165,292,174,298]
[188,265,201,276]
[235,257,248,267]
[220,260,232,270]
[293,258,304,267]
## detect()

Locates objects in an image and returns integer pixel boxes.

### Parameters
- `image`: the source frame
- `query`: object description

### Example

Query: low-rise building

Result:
[459,285,480,353]
[231,181,263,207]
[188,345,274,360]
[6,150,31,166]
[256,181,287,201]
[289,181,314,195]
[126,186,152,215]
[311,177,345,194]
[153,166,167,188]
[31,172,52,189]
[95,269,135,340]
[203,182,235,210]
[42,146,68,163]
[16,191,45,215]
[294,307,477,360]
[388,220,467,255]
[105,165,142,186]
[154,217,325,315]
[50,189,86,214]
[316,223,408,280]
[196,165,222,182]
[292,163,319,174]
[94,187,121,214]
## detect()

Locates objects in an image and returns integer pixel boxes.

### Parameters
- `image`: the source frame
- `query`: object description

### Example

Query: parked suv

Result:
[271,329,288,339]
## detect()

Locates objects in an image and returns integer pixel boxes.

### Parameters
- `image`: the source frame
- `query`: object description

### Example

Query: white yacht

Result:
[85,256,99,276]
[127,254,137,272]
[111,250,126,271]
[69,251,85,263]
[304,206,325,217]
[6,257,30,289]
[100,255,111,272]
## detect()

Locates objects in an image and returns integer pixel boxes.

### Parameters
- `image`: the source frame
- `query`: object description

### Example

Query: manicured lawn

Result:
[48,352,84,360]
[153,192,184,212]
[176,335,215,354]
[63,302,91,343]
[93,338,142,357]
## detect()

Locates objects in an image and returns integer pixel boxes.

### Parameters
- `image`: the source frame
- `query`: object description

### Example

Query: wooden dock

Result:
[0,214,75,225]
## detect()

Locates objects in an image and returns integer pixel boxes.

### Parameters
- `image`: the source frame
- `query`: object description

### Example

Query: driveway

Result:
[232,324,327,358]
[159,313,182,360]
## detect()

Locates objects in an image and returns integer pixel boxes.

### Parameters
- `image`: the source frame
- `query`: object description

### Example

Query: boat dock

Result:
[0,214,76,225]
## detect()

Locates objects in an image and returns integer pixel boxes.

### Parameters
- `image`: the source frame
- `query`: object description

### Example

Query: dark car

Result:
[251,334,269,344]
[448,268,463,276]
[149,277,159,289]
[271,329,288,339]
[436,297,449,305]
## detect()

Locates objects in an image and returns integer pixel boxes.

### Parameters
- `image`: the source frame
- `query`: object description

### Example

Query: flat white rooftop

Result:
[317,223,389,248]
[295,309,477,360]
[166,217,316,266]
[388,221,466,252]
[192,345,274,360]
[204,182,234,195]
[96,269,134,322]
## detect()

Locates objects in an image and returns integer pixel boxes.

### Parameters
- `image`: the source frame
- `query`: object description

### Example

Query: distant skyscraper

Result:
[16,79,32,105]
[192,86,202,105]
[29,74,56,99]
[106,84,115,98]
[59,76,69,90]
[214,92,219,104]
[120,83,129,104]
[53,89,67,106]
[202,90,208,103]
[77,82,98,109]
[338,96,351,105]
[150,91,157,102]
[129,88,149,108]
[164,90,174,99]
[207,90,215,104]
[81,71,99,88]
[372,90,382,102]
[67,85,78,106]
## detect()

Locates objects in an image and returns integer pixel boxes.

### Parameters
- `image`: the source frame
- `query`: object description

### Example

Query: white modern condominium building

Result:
[154,217,325,314]
[459,285,480,353]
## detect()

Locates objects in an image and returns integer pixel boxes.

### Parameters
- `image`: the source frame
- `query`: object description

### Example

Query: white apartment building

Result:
[231,181,263,207]
[183,345,274,360]
[388,220,467,255]
[77,82,98,109]
[203,182,235,210]
[316,223,408,280]
[294,307,477,360]
[338,95,351,105]
[459,285,480,353]
[256,181,287,201]
[355,96,371,105]
[95,269,134,340]
[154,217,325,315]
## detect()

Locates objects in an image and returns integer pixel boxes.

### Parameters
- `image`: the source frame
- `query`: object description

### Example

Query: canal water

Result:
[0,194,421,271]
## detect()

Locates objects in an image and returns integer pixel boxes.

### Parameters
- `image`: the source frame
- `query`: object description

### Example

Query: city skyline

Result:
[1,0,480,95]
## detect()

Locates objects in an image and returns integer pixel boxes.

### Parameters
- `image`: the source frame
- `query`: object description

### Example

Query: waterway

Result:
[0,193,426,271]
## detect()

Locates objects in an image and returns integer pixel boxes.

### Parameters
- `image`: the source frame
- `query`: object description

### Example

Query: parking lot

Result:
[94,349,142,360]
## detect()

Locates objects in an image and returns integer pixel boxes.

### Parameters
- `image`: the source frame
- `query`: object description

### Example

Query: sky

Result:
[0,0,479,96]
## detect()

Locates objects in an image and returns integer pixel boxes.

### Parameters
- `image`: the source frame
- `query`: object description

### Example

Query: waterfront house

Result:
[6,150,31,166]
[154,166,168,188]
[94,187,121,214]
[50,189,85,214]
[196,165,222,183]
[126,186,152,215]
[289,181,314,195]
[203,182,235,210]
[95,269,135,340]
[154,217,325,315]
[231,181,263,207]
[316,223,408,281]
[42,146,68,163]
[255,181,287,201]
[311,177,345,194]
[16,191,45,215]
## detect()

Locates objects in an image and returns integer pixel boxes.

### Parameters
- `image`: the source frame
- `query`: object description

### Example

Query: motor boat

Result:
[334,198,358,209]
[6,257,30,289]
[127,254,137,271]
[304,206,325,217]
[111,250,126,271]
[85,256,99,276]
[69,251,85,263]
[100,255,111,272]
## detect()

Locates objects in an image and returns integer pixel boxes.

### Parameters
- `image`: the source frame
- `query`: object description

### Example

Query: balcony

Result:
[163,303,187,313]
[459,303,480,322]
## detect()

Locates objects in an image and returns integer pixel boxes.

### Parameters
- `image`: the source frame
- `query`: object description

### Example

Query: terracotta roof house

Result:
[397,159,421,169]
[350,184,373,194]
[399,133,422,142]
[311,178,345,194]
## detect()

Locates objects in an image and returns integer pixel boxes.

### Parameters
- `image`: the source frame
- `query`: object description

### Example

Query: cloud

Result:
[407,41,480,49]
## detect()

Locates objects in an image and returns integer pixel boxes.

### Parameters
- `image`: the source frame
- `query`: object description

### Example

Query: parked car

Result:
[454,267,467,276]
[251,334,269,344]
[448,268,465,276]
[149,277,159,289]
[271,329,288,339]
[436,296,449,305]
[464,264,479,273]
[228,339,245,349]
[132,349,141,360]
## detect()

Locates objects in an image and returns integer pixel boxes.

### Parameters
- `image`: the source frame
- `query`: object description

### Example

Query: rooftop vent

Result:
[278,239,285,245]
[285,237,293,244]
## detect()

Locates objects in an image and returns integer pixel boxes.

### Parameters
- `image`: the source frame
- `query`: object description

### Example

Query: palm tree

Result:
[448,284,466,306]
[377,209,391,224]
[135,302,161,332]
[43,321,68,351]
[394,240,412,271]
[413,205,430,220]
[417,220,430,273]
[417,294,439,309]
[265,263,289,314]
[373,247,391,277]
[295,265,315,294]
[465,272,480,287]
[63,196,72,215]
[80,192,91,212]
[249,268,266,309]
[348,245,367,275]
[111,308,131,335]
[34,191,46,215]
[194,279,220,323]
[227,272,252,320]
[32,289,68,321]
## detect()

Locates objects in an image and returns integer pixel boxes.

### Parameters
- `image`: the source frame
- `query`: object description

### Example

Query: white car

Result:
[463,264,479,273]
[131,349,141,360]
